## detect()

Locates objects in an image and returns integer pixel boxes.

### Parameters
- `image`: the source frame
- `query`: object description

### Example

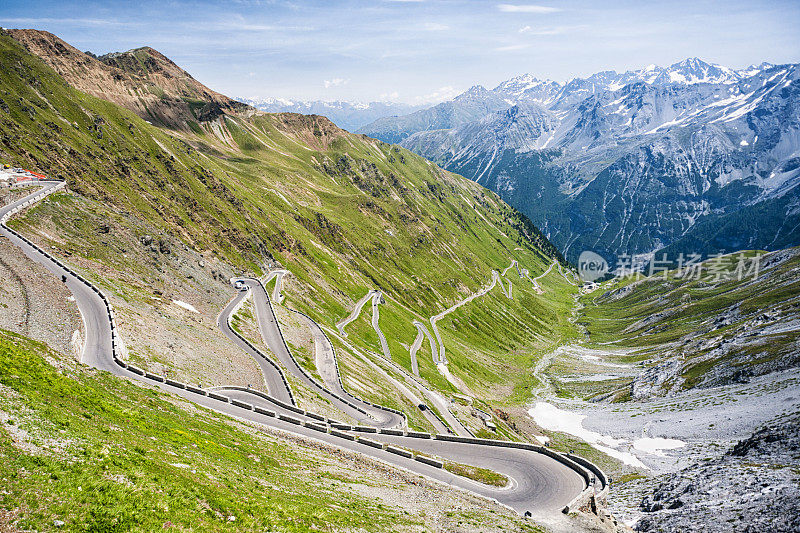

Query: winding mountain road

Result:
[226,278,403,428]
[336,289,377,336]
[370,292,393,360]
[410,320,437,376]
[529,260,556,293]
[501,259,517,277]
[263,268,288,303]
[217,288,294,404]
[429,269,503,366]
[335,290,471,435]
[1,182,597,520]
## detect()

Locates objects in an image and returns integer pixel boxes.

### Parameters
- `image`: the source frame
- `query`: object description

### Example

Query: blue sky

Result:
[2,0,799,103]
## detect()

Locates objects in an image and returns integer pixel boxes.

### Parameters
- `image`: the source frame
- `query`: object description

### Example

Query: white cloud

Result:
[215,15,314,32]
[324,78,349,89]
[380,91,400,100]
[423,22,449,31]
[225,22,313,32]
[498,4,561,13]
[0,17,127,27]
[495,43,530,52]
[517,25,568,35]
[415,85,461,104]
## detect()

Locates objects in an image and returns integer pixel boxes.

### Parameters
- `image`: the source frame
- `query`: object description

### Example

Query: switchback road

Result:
[1,182,598,519]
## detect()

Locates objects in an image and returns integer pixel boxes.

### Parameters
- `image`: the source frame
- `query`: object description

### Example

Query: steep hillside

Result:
[0,30,573,433]
[6,29,249,130]
[0,328,536,532]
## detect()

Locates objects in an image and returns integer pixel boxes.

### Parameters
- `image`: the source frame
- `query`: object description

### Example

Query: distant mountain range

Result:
[235,97,426,132]
[359,58,800,265]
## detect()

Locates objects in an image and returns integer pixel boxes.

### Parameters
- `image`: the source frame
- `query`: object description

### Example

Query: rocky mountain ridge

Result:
[361,58,800,264]
[5,29,250,130]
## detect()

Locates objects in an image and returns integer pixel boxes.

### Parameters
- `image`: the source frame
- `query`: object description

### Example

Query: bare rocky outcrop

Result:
[5,29,250,130]
[635,413,800,532]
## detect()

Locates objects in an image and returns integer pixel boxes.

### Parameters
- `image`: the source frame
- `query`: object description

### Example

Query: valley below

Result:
[517,247,800,530]
[528,343,800,529]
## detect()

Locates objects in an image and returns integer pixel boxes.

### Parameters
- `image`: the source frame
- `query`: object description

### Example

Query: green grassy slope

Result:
[0,30,579,418]
[578,248,800,396]
[0,329,403,532]
[0,329,545,532]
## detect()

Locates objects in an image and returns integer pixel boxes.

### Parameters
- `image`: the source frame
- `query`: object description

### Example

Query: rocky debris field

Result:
[539,341,800,529]
[634,411,800,532]
[0,236,82,357]
[10,191,269,390]
[0,186,38,207]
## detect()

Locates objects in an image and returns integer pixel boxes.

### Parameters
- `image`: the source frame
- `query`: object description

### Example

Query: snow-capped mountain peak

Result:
[656,57,741,85]
[236,97,427,131]
[494,74,559,94]
[493,75,564,106]
[738,62,776,78]
[456,85,493,100]
[366,58,800,268]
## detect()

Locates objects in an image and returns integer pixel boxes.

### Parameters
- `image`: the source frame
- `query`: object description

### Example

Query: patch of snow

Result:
[669,71,687,83]
[760,167,800,193]
[604,95,626,108]
[172,300,199,313]
[740,139,749,146]
[632,437,686,456]
[528,402,648,468]
[646,117,684,134]
[560,374,622,382]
